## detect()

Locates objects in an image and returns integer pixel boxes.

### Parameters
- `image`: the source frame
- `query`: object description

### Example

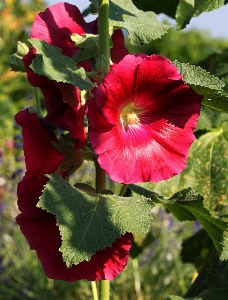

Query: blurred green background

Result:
[1,0,228,299]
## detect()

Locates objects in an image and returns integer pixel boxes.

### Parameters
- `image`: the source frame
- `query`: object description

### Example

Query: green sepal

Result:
[30,39,95,90]
[71,33,100,62]
[9,41,29,72]
[37,174,154,267]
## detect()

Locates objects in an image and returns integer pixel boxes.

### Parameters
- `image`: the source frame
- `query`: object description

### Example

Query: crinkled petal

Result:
[15,109,64,178]
[17,172,131,281]
[111,29,129,63]
[88,54,203,183]
[16,109,131,281]
[22,47,51,87]
[22,50,86,147]
[31,2,98,57]
[96,54,146,124]
[40,86,86,147]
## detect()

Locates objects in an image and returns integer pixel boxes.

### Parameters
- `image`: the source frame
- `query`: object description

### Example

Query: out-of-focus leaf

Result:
[146,122,228,213]
[176,0,226,29]
[133,0,226,30]
[196,106,228,131]
[130,232,154,258]
[181,229,214,269]
[185,249,228,298]
[168,288,228,299]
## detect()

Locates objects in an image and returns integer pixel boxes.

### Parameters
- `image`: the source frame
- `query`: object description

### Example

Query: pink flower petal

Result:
[88,54,203,183]
[31,2,98,57]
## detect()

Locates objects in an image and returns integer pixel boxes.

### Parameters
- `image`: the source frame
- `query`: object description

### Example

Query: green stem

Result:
[91,281,99,300]
[101,280,110,300]
[95,161,106,193]
[119,184,128,196]
[98,1,111,299]
[175,256,187,294]
[132,258,143,300]
[33,87,42,116]
[98,0,110,72]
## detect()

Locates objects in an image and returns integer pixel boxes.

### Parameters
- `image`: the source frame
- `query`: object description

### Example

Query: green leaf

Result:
[173,60,228,114]
[132,0,179,18]
[30,39,94,90]
[166,296,189,300]
[214,63,228,92]
[37,174,154,267]
[128,184,159,198]
[167,288,228,299]
[196,106,228,131]
[131,186,228,260]
[181,229,214,270]
[185,249,228,296]
[133,0,226,30]
[176,0,226,29]
[90,0,170,46]
[71,33,99,62]
[147,123,228,212]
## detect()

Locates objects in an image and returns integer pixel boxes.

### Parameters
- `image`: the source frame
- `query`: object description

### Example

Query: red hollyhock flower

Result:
[15,109,132,281]
[23,2,128,147]
[28,2,128,63]
[88,54,203,184]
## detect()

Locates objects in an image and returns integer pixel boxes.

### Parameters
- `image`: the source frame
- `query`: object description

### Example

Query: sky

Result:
[47,0,228,39]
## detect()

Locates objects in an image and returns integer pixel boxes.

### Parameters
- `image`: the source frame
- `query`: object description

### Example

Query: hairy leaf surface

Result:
[90,0,170,46]
[130,186,228,259]
[173,60,228,114]
[38,174,153,267]
[30,39,94,90]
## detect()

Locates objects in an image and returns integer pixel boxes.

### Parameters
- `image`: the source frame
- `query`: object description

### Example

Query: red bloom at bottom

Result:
[15,109,132,281]
[88,54,203,184]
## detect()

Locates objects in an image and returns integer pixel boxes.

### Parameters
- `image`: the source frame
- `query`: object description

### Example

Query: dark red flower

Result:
[15,109,132,281]
[23,2,128,147]
[23,45,85,147]
[88,54,203,184]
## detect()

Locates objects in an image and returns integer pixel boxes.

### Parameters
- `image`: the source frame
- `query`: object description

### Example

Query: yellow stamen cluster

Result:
[126,112,140,125]
[120,102,141,127]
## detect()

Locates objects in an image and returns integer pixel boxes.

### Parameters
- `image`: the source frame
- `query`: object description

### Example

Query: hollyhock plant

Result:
[15,108,132,281]
[88,54,203,184]
[11,0,228,299]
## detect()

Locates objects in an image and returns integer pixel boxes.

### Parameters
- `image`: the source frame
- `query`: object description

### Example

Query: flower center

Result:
[120,102,141,128]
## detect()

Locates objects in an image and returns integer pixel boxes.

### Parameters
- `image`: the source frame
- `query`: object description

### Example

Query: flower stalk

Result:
[95,161,106,193]
[91,281,99,300]
[98,0,110,73]
[101,280,110,300]
[98,1,111,299]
